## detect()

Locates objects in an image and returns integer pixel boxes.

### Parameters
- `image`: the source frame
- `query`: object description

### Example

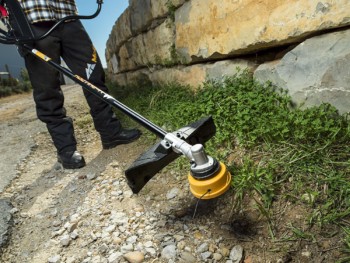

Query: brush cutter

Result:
[0,0,231,199]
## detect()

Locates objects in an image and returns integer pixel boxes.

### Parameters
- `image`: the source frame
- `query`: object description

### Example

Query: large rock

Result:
[106,7,132,61]
[117,18,175,72]
[254,29,350,114]
[129,0,186,35]
[106,0,187,73]
[175,0,350,62]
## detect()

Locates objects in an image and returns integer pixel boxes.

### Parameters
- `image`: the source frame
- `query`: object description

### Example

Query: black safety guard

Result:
[125,116,216,194]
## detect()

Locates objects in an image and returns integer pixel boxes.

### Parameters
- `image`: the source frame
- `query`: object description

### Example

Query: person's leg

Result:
[60,20,140,148]
[24,23,85,168]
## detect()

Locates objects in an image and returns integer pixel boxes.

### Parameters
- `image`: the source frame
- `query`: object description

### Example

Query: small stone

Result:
[121,244,134,253]
[145,247,157,256]
[10,207,19,214]
[126,235,138,244]
[113,236,122,245]
[65,222,78,233]
[66,256,77,263]
[108,252,122,263]
[213,252,223,261]
[161,244,177,260]
[177,240,186,250]
[104,225,116,233]
[219,247,230,257]
[48,255,61,263]
[60,235,71,247]
[302,251,312,258]
[86,172,97,180]
[123,251,145,263]
[180,251,196,263]
[166,188,180,199]
[70,214,80,223]
[99,243,109,254]
[196,243,209,253]
[229,245,244,263]
[70,230,79,240]
[201,251,212,260]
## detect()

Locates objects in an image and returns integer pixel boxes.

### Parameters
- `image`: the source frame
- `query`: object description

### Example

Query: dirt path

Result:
[0,92,45,193]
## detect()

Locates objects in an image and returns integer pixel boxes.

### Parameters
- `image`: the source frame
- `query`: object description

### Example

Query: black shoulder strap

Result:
[4,0,34,40]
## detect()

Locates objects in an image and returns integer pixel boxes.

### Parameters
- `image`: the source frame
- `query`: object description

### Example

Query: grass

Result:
[108,69,350,261]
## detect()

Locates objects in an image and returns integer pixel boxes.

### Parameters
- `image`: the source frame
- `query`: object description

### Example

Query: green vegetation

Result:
[0,69,32,97]
[166,0,177,21]
[154,44,187,67]
[108,69,350,261]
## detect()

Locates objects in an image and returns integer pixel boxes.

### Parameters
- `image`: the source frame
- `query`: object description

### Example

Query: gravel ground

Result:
[0,85,312,263]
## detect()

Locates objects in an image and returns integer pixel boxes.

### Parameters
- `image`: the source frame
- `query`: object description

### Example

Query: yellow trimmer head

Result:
[188,162,231,199]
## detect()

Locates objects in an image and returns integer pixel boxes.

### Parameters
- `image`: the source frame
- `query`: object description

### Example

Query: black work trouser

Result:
[23,20,121,153]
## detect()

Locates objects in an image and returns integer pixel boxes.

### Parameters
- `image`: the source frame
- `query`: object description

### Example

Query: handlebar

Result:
[0,0,103,45]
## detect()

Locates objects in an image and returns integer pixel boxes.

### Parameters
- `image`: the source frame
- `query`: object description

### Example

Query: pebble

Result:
[197,242,209,253]
[48,255,61,263]
[108,252,122,263]
[121,243,134,253]
[180,251,197,263]
[60,235,71,247]
[213,252,223,261]
[230,245,244,263]
[70,230,79,240]
[123,251,145,263]
[86,172,98,180]
[201,251,212,260]
[302,251,312,258]
[167,187,180,199]
[161,244,177,260]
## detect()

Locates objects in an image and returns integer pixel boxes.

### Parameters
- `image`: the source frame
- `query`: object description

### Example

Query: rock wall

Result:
[106,0,350,113]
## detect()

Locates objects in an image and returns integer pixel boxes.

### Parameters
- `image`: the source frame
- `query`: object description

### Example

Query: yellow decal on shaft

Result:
[32,49,51,62]
[75,75,114,101]
[92,46,97,63]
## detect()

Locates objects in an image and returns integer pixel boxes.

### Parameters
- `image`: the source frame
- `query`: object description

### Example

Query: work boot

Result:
[58,150,86,169]
[102,128,141,149]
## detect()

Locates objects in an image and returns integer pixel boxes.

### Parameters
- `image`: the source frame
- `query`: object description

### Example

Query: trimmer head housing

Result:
[188,162,232,199]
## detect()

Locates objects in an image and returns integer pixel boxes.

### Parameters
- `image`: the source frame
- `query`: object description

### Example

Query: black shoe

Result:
[102,128,141,149]
[57,150,86,169]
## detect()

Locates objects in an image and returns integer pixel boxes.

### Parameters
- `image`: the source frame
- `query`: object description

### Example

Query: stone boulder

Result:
[254,29,350,114]
[175,0,350,62]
